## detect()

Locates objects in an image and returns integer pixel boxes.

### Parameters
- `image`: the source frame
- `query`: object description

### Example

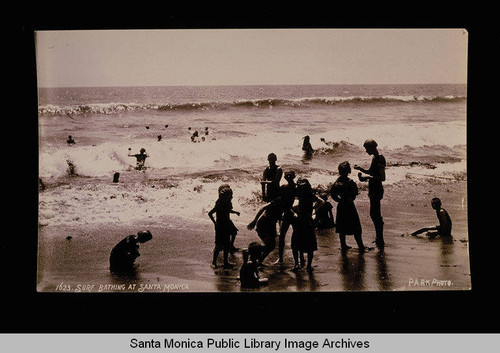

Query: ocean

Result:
[38,84,467,228]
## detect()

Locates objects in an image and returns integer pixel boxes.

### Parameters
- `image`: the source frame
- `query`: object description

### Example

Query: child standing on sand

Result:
[331,161,367,253]
[208,184,240,269]
[290,178,324,271]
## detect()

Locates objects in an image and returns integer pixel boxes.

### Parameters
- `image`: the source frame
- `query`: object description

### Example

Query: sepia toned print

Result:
[37,29,469,292]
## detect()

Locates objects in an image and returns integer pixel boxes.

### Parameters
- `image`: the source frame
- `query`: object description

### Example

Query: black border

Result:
[8,6,497,334]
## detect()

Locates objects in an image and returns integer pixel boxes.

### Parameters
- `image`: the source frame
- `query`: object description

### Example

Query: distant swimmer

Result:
[67,135,75,145]
[261,153,283,202]
[411,197,452,238]
[128,147,149,170]
[67,160,76,176]
[109,230,153,275]
[191,131,199,142]
[39,177,46,191]
[205,127,209,136]
[157,135,162,141]
[302,135,314,156]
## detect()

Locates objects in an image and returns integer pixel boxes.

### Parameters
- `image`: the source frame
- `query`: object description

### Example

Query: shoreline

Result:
[37,178,469,293]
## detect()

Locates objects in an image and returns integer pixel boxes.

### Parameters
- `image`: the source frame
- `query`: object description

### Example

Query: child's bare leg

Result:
[223,248,233,269]
[306,251,314,271]
[339,234,350,251]
[354,232,365,252]
[212,247,220,267]
[292,249,300,270]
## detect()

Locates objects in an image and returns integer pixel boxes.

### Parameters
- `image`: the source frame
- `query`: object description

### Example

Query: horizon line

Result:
[38,82,468,89]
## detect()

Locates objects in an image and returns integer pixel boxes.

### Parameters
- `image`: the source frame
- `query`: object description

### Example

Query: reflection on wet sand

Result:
[375,250,392,291]
[339,252,366,291]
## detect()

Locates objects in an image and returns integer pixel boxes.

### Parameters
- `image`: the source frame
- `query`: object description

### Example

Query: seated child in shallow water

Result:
[411,197,452,238]
[239,243,268,288]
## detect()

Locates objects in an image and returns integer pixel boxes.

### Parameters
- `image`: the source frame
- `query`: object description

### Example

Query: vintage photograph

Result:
[36,29,469,293]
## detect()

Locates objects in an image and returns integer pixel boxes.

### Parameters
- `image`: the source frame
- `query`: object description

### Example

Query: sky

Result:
[35,29,468,87]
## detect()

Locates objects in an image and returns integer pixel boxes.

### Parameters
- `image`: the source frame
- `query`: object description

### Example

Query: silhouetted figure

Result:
[290,178,324,271]
[302,135,314,156]
[157,135,162,141]
[208,184,240,269]
[314,192,335,229]
[67,135,75,145]
[247,197,282,265]
[411,197,452,238]
[67,160,76,176]
[113,172,120,183]
[128,148,149,170]
[261,153,283,202]
[354,139,386,249]
[191,131,199,142]
[331,161,366,253]
[39,177,46,191]
[278,170,297,264]
[239,244,268,288]
[109,230,153,275]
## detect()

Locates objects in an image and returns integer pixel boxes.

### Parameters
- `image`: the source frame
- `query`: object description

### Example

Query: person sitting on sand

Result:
[290,178,324,271]
[208,184,240,269]
[261,153,283,202]
[247,197,283,266]
[67,135,75,145]
[128,148,149,170]
[302,135,314,156]
[239,244,268,288]
[109,230,153,274]
[331,161,367,253]
[314,192,335,229]
[411,197,452,238]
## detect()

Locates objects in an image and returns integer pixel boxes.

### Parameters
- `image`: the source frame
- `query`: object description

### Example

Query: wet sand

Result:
[37,179,470,293]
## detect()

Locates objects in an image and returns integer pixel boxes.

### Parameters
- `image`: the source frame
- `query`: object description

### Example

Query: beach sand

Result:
[37,178,469,293]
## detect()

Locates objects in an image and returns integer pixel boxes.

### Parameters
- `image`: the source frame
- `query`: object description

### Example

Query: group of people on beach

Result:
[207,139,387,275]
[60,133,450,283]
[205,138,452,288]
